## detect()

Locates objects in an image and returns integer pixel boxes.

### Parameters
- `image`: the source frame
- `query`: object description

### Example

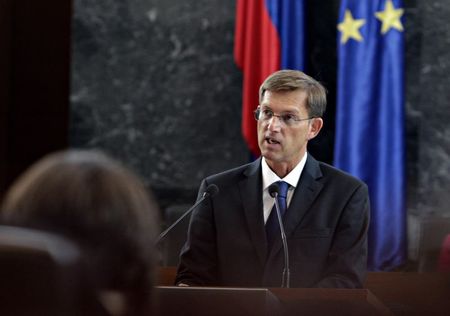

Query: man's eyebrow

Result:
[260,105,300,114]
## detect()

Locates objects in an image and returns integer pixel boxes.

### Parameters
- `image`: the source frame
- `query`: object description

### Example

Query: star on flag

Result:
[338,0,404,44]
[338,10,365,44]
[375,0,404,34]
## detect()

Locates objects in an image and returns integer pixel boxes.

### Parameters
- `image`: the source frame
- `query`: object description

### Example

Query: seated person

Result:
[1,150,160,316]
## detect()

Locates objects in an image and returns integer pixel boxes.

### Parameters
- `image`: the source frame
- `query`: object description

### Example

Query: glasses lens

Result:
[260,109,273,120]
[254,109,260,120]
[255,108,311,126]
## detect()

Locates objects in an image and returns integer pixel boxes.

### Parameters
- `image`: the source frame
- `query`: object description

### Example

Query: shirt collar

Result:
[261,152,308,191]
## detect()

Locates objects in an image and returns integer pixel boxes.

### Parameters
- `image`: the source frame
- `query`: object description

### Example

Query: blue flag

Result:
[334,0,406,270]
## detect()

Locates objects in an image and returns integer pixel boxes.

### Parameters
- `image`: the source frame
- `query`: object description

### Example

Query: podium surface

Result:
[156,286,278,316]
[155,286,392,316]
[158,267,450,315]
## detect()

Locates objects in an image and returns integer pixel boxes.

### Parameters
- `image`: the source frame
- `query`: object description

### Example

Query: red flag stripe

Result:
[234,0,280,156]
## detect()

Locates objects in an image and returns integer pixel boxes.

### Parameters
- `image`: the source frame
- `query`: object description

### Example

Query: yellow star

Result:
[375,0,404,34]
[337,10,366,44]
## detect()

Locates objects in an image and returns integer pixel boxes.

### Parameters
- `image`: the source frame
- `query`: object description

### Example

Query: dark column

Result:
[0,0,72,197]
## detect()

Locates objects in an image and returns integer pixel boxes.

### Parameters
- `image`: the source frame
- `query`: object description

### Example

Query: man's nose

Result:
[267,115,282,131]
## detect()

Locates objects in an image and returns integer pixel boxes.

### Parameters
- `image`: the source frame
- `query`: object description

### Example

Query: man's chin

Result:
[261,151,281,163]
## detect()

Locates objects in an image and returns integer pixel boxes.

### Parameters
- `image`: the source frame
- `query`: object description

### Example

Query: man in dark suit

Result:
[176,70,370,288]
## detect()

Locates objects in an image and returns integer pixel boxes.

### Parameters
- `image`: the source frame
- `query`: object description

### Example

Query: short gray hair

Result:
[259,69,327,117]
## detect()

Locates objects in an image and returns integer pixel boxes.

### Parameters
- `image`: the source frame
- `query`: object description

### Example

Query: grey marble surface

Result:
[70,0,450,218]
[404,0,450,218]
[70,0,247,207]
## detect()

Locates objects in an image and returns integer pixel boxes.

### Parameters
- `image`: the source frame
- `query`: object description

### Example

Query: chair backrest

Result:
[417,217,450,272]
[438,234,450,272]
[0,225,107,316]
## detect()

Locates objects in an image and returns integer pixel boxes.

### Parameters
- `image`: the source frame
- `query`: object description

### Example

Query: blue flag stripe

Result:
[265,0,306,70]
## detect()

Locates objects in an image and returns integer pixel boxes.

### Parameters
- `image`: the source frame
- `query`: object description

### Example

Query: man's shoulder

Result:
[205,160,259,183]
[316,160,367,188]
[199,161,260,195]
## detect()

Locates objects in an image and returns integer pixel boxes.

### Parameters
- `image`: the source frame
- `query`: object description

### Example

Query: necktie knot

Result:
[277,181,289,199]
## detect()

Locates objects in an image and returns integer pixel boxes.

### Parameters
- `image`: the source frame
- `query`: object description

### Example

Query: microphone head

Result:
[268,182,280,198]
[205,184,219,197]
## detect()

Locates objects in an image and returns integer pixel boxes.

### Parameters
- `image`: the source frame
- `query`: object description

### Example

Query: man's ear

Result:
[308,118,323,140]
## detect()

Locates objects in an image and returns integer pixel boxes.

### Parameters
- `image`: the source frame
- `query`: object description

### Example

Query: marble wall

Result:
[70,0,247,207]
[404,0,450,218]
[70,0,450,222]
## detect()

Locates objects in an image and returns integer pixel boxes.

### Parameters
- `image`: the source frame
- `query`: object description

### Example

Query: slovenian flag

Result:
[234,0,306,156]
[334,0,406,270]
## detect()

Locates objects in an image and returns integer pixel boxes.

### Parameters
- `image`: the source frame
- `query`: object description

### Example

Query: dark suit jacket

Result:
[176,155,370,288]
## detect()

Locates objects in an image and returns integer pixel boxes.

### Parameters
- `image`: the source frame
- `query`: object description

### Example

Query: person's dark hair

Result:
[0,150,160,316]
[259,69,327,118]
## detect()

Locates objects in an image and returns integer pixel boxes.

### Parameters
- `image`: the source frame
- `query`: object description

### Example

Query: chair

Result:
[0,225,108,316]
[438,234,450,272]
[416,217,450,272]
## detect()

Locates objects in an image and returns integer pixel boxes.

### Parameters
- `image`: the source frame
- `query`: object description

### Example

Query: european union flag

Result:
[334,0,406,270]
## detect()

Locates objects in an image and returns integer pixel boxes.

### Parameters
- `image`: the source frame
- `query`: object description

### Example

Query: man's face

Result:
[257,89,322,173]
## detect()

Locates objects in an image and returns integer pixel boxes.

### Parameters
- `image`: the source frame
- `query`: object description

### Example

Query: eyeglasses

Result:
[254,107,314,127]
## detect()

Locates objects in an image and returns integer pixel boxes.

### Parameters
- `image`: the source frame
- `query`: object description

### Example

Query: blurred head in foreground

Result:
[1,149,160,316]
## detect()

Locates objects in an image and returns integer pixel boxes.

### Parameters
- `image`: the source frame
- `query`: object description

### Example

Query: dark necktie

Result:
[265,181,289,251]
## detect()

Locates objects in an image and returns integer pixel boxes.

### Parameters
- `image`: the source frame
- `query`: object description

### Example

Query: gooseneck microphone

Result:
[155,184,219,245]
[268,182,291,288]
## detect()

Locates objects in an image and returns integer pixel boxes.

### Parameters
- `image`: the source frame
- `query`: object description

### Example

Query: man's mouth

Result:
[265,137,280,145]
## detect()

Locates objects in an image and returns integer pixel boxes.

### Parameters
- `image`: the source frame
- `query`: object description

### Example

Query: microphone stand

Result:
[272,192,291,288]
[155,190,211,245]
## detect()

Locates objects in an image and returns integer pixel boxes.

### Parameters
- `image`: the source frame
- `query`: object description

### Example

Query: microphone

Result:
[155,184,219,245]
[268,182,290,288]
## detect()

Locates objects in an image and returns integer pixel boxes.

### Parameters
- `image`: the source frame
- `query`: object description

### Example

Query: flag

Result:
[234,0,306,156]
[334,0,406,270]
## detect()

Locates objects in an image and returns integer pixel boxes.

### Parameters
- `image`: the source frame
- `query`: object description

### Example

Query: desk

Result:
[365,272,450,316]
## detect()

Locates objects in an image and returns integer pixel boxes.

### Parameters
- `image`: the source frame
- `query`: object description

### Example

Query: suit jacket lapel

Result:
[268,155,324,259]
[238,158,267,266]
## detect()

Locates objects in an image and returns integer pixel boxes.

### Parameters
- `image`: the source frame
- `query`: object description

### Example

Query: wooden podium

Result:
[155,286,392,316]
[157,267,450,316]
[156,268,393,316]
[156,286,279,316]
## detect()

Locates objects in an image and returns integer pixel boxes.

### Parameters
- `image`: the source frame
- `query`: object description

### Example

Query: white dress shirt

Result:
[261,153,308,223]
